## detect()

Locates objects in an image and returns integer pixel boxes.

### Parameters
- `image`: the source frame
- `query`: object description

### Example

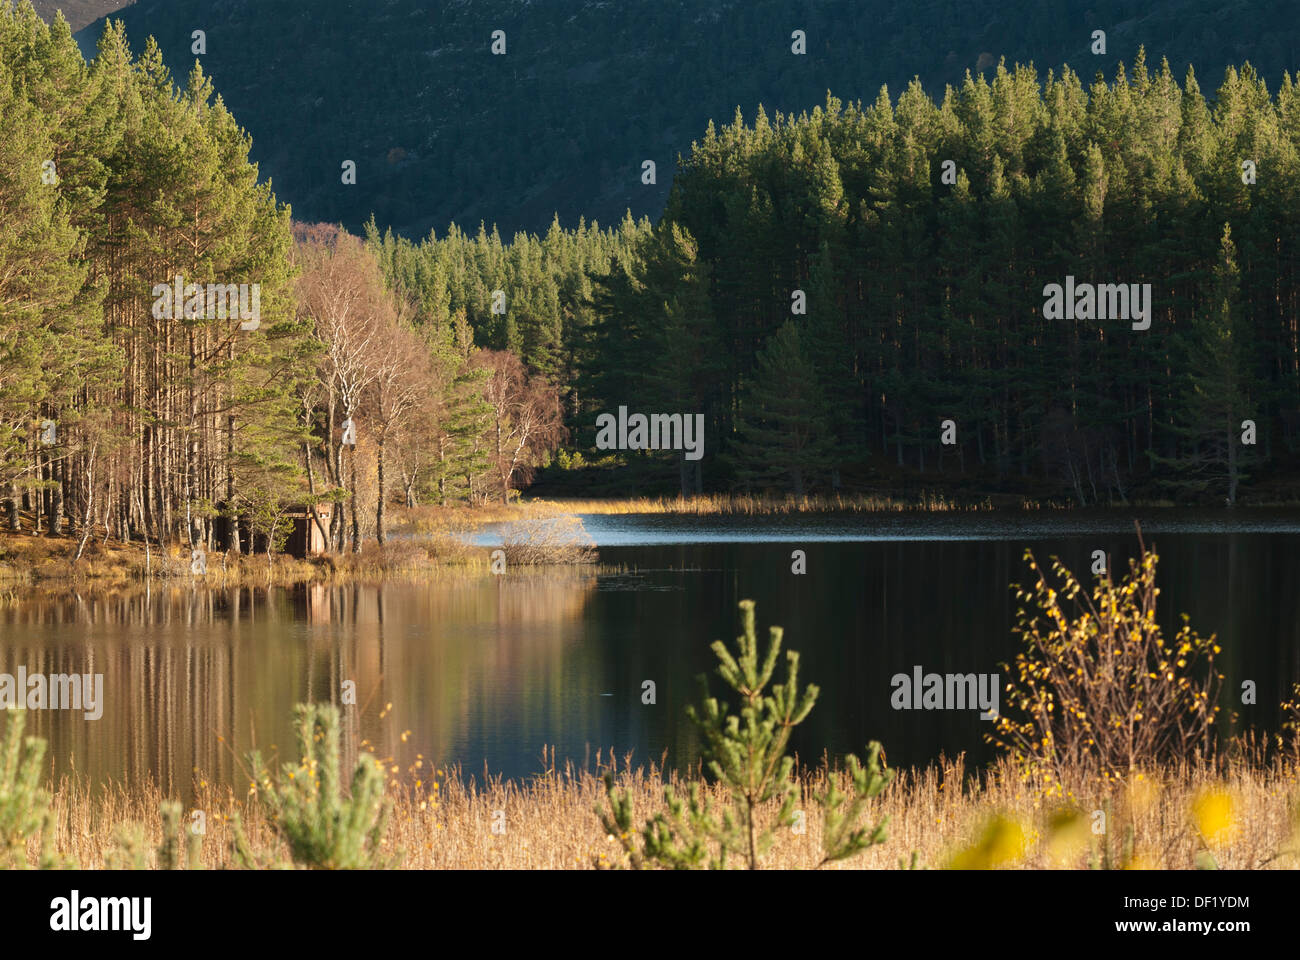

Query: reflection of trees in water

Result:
[5,532,1298,794]
[0,572,600,797]
[2,587,256,797]
[321,570,603,782]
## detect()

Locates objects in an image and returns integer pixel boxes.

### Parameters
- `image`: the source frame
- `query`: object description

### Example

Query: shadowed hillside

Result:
[75,0,1300,238]
[30,0,129,32]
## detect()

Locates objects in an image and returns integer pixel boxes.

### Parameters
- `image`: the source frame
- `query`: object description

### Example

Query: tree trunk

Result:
[46,458,63,536]
[74,444,98,562]
[1227,424,1239,506]
[376,437,387,545]
[7,484,20,531]
[349,446,361,553]
[227,413,241,553]
[304,441,331,553]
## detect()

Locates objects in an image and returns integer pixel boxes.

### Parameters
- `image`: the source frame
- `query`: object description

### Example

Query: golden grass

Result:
[506,493,1011,515]
[0,531,474,591]
[0,504,602,592]
[519,493,1300,514]
[32,750,1300,870]
[10,491,1279,591]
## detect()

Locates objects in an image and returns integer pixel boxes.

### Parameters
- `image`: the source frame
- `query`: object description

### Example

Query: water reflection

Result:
[2,517,1298,796]
[0,571,600,799]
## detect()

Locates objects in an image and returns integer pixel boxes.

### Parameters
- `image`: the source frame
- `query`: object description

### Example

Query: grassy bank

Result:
[30,750,1300,870]
[0,503,602,590]
[463,491,1300,517]
[0,530,489,589]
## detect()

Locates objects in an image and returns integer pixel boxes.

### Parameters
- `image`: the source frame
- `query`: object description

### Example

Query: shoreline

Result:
[5,496,1300,591]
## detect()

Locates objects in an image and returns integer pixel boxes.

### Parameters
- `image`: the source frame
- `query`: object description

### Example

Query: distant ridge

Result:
[30,0,130,33]
[72,0,1300,239]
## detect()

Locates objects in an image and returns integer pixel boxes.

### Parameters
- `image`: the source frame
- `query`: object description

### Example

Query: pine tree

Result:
[0,47,100,528]
[598,600,894,870]
[435,314,493,504]
[729,322,834,495]
[625,223,721,495]
[1151,224,1256,503]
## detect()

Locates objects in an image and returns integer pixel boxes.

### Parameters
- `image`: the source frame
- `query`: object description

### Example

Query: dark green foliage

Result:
[729,321,835,495]
[598,600,894,869]
[1149,224,1258,503]
[317,46,1300,504]
[584,222,722,494]
[365,214,650,395]
[638,57,1300,501]
[83,0,1300,240]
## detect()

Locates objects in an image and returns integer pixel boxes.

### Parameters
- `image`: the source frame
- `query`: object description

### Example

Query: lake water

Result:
[3,509,1298,798]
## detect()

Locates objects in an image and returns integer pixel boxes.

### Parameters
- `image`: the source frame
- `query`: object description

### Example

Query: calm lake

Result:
[3,509,1299,798]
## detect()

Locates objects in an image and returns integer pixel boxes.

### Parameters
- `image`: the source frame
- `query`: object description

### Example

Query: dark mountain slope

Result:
[30,0,130,32]
[76,0,1300,237]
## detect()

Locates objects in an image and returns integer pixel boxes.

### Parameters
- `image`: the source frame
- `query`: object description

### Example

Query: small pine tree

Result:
[236,703,400,869]
[0,710,61,868]
[598,600,894,869]
[157,801,204,869]
[435,314,494,504]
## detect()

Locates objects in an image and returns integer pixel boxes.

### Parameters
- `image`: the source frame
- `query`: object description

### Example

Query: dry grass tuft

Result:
[500,515,597,565]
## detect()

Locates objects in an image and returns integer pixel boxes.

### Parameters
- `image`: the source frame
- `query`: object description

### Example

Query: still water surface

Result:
[3,510,1298,797]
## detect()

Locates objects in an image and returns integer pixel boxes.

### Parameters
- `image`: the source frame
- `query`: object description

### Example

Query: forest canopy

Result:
[375,52,1300,504]
[6,0,1300,563]
[78,0,1300,239]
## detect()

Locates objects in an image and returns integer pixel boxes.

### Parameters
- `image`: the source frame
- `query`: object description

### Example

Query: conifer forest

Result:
[0,0,1297,925]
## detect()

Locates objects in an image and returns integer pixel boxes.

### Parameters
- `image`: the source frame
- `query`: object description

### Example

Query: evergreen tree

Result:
[729,322,834,496]
[435,313,493,504]
[598,601,893,870]
[1151,224,1257,503]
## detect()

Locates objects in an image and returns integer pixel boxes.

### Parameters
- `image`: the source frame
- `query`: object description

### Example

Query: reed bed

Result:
[509,492,1007,515]
[30,749,1300,870]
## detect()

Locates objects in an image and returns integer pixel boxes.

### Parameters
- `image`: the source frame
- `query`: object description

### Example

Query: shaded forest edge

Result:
[8,4,1300,585]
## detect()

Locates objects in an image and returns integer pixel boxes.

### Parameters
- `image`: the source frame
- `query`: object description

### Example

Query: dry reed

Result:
[30,749,1300,870]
